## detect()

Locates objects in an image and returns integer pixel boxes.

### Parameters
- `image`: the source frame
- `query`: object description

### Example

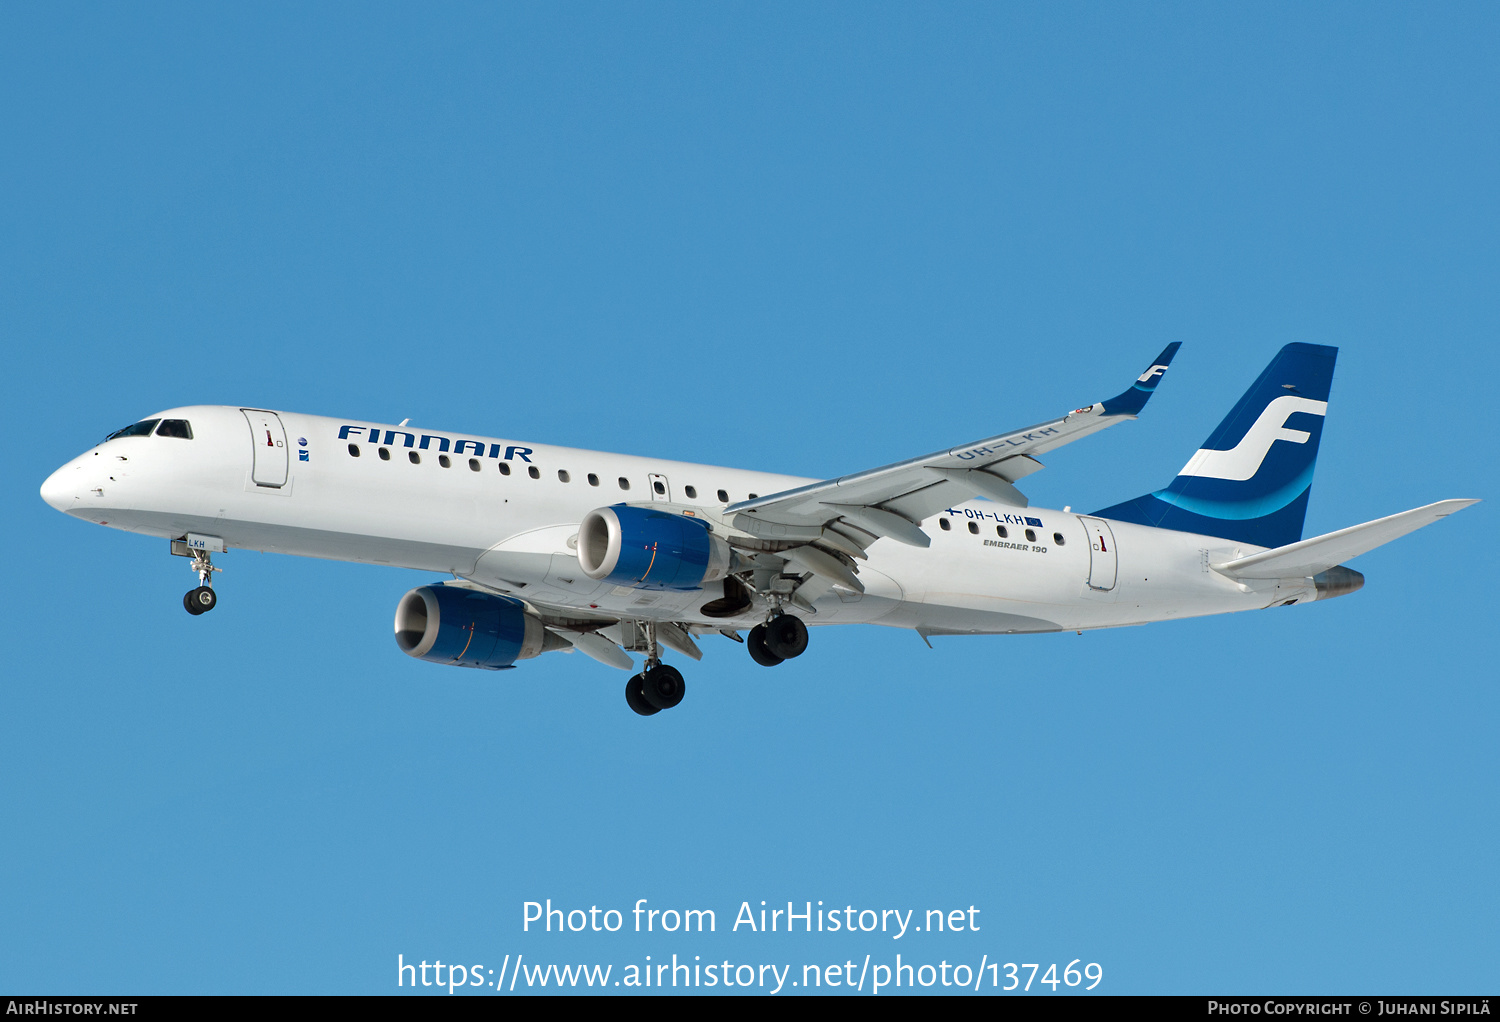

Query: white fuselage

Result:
[42,406,1306,639]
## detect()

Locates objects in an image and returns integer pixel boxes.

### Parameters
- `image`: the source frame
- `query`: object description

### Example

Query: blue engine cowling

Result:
[394,585,548,669]
[577,504,731,591]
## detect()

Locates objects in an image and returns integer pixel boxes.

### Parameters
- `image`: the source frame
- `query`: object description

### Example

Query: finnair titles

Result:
[40,344,1476,716]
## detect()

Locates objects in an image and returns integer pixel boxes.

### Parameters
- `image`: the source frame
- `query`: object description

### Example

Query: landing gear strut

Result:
[748,612,808,666]
[182,548,220,616]
[625,621,687,716]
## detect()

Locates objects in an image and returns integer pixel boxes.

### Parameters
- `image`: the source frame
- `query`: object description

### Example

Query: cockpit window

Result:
[155,419,193,439]
[105,419,160,441]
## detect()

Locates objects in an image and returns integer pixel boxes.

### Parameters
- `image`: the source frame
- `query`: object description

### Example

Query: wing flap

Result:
[924,467,1029,507]
[878,480,974,527]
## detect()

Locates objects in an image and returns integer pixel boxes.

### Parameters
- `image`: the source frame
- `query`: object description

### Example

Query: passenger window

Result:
[468,458,481,471]
[717,489,728,503]
[1053,532,1065,545]
[155,419,193,439]
[105,420,160,440]
[939,518,952,531]
[997,526,1007,538]
[558,470,570,483]
[618,477,630,490]
[653,480,666,495]
[348,444,360,458]
[439,455,451,468]
[684,485,697,499]
[378,448,391,461]
[528,466,540,479]
[409,451,421,465]
[498,462,511,475]
[967,521,979,534]
[1025,528,1036,542]
[587,473,599,486]
[748,493,758,499]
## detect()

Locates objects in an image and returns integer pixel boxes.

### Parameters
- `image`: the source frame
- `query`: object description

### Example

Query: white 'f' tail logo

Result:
[1177,396,1327,481]
[1138,364,1170,384]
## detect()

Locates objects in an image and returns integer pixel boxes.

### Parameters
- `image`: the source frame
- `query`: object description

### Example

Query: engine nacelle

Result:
[577,504,731,591]
[394,585,550,669]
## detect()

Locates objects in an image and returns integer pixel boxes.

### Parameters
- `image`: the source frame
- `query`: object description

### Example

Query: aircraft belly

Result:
[884,602,1064,635]
[78,506,484,573]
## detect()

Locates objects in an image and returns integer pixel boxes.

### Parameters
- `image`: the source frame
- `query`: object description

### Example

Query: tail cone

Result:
[1312,565,1364,601]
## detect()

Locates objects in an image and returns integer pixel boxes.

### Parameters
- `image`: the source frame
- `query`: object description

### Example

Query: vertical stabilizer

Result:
[1092,343,1337,548]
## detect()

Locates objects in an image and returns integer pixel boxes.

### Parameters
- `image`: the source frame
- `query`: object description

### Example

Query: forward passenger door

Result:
[242,409,289,487]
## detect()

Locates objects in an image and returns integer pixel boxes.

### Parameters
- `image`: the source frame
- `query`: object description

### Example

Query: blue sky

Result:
[2,3,1495,995]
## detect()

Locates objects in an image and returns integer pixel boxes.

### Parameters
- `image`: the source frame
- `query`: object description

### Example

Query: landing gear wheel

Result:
[747,624,784,667]
[184,586,216,615]
[625,675,661,716]
[640,664,685,710]
[763,614,808,659]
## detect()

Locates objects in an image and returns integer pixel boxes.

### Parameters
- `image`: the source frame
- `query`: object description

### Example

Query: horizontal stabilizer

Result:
[1211,499,1479,579]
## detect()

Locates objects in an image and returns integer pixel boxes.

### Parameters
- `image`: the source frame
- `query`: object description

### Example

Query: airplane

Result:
[39,343,1476,716]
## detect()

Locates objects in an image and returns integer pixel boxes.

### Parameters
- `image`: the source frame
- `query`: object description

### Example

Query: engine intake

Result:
[394,585,552,669]
[577,504,730,591]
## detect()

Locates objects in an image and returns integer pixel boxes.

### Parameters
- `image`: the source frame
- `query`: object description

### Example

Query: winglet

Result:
[1099,343,1182,416]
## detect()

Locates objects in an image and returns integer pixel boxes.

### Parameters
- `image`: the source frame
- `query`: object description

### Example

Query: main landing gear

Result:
[747,612,808,667]
[182,548,221,616]
[625,622,687,717]
[625,664,685,716]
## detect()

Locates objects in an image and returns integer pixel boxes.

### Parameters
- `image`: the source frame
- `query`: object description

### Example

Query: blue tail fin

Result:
[1092,343,1337,548]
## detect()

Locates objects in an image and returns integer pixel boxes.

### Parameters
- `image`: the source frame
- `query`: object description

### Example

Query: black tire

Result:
[747,624,784,667]
[641,664,685,710]
[183,591,204,615]
[763,614,808,659]
[185,587,216,615]
[625,675,660,716]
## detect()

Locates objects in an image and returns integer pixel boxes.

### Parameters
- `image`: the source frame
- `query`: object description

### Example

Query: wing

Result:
[727,343,1181,551]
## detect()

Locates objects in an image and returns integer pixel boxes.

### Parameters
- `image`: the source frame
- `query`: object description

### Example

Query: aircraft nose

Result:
[40,463,79,512]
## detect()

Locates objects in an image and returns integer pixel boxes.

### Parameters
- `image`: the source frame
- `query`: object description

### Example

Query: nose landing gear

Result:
[184,586,217,615]
[182,548,221,616]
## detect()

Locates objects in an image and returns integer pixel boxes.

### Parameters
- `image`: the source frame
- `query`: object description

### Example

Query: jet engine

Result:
[576,504,731,591]
[394,585,558,669]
